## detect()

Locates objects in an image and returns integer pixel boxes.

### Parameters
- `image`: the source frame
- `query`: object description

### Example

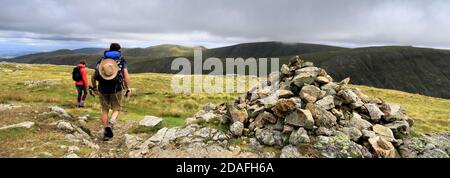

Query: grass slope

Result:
[203,41,346,58]
[302,46,450,99]
[7,43,450,99]
[123,44,205,58]
[0,62,448,134]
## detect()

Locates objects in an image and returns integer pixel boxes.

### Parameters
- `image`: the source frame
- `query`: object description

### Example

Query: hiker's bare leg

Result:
[110,110,120,124]
[101,109,109,128]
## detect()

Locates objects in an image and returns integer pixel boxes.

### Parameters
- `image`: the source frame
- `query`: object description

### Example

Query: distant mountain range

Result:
[0,51,38,59]
[3,42,450,99]
[203,42,345,58]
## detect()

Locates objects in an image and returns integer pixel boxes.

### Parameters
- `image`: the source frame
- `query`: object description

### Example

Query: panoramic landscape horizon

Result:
[1,0,449,164]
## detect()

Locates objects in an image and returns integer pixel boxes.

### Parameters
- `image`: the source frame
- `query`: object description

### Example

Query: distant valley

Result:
[0,51,39,59]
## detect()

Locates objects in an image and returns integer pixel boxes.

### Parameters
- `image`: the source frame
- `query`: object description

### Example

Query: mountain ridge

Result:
[203,41,346,58]
[3,42,450,99]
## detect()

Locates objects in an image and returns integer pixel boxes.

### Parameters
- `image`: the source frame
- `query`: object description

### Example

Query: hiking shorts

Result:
[99,92,122,111]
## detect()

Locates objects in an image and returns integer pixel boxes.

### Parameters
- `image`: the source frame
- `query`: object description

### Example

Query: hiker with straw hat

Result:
[91,43,131,141]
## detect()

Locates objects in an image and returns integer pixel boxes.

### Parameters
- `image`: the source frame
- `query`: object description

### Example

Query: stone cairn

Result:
[187,56,415,158]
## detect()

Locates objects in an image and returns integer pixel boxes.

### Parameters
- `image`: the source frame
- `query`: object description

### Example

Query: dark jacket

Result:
[95,50,128,94]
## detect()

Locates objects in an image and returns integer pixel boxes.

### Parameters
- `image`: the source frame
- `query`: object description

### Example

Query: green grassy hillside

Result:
[128,46,450,99]
[4,43,450,99]
[300,46,450,99]
[122,44,205,58]
[73,48,105,55]
[203,41,346,58]
[0,62,448,134]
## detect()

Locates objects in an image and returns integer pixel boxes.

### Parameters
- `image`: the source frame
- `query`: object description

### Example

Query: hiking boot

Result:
[103,130,111,141]
[103,127,114,141]
[104,127,114,139]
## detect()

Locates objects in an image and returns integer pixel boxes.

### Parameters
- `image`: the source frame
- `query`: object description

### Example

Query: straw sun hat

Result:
[99,59,119,80]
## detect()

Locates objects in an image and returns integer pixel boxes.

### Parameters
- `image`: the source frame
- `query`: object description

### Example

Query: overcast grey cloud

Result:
[0,0,449,51]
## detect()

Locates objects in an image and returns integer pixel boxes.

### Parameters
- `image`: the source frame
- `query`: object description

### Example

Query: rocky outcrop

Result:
[24,80,61,88]
[124,124,256,158]
[139,116,163,128]
[167,56,448,158]
[0,121,34,130]
[95,56,447,158]
[49,106,71,118]
[0,104,21,111]
[399,133,449,158]
[314,133,372,158]
[52,119,100,150]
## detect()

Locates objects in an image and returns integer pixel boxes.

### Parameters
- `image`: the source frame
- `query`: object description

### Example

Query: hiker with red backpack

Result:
[73,58,89,108]
[90,43,131,141]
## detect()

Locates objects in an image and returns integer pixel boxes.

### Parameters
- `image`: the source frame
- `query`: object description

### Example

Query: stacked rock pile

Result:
[188,56,415,158]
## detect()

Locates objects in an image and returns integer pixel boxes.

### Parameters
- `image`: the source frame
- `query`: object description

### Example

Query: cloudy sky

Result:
[0,0,450,52]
